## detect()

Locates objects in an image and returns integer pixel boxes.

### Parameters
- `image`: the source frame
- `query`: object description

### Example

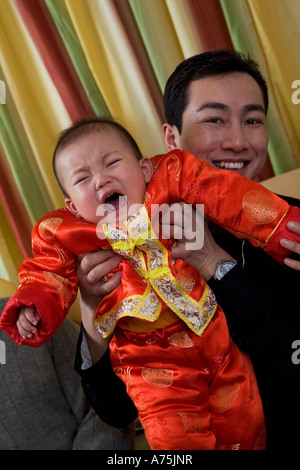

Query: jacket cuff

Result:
[0,287,67,347]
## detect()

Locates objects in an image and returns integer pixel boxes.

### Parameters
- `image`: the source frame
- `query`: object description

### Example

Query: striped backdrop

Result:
[0,0,299,283]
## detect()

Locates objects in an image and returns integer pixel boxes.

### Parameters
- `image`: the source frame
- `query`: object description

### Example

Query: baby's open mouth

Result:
[103,194,127,215]
[105,193,122,205]
[96,193,128,227]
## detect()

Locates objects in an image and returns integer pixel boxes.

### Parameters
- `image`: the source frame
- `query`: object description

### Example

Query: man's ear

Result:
[140,157,154,183]
[162,123,180,151]
[65,198,81,219]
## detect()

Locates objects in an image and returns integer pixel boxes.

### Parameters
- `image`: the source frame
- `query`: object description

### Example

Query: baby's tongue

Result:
[105,193,120,209]
[105,193,124,209]
[103,194,128,224]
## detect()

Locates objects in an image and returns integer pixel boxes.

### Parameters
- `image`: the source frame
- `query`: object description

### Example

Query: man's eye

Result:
[245,118,262,125]
[205,118,221,123]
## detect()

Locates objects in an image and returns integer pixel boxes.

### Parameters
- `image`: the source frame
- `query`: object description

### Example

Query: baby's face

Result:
[56,129,153,225]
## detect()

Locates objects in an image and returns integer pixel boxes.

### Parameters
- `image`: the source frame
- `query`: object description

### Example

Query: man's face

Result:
[163,72,269,180]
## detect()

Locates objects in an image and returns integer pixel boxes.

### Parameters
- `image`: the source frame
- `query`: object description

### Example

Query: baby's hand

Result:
[16,307,40,339]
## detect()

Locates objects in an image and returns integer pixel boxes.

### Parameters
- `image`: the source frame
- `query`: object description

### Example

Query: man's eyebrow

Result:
[196,102,266,114]
[197,102,229,112]
[243,104,266,114]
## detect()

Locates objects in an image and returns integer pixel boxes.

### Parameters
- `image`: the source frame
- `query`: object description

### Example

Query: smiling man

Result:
[74,50,300,450]
[161,50,300,449]
[163,57,269,180]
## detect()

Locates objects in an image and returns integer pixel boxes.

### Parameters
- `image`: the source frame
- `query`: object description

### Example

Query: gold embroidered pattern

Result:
[175,273,195,295]
[152,169,167,188]
[210,382,240,413]
[178,412,202,434]
[144,416,169,442]
[181,179,204,199]
[144,191,151,205]
[53,245,69,263]
[39,218,63,240]
[114,366,133,387]
[242,190,279,224]
[167,155,182,181]
[167,331,194,348]
[231,444,241,450]
[43,271,72,307]
[19,271,34,284]
[141,367,174,387]
[96,293,161,338]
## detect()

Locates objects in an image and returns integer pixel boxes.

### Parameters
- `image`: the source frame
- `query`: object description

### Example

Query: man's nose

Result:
[221,122,249,152]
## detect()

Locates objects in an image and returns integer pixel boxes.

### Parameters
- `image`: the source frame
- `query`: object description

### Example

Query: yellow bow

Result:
[138,266,170,281]
[111,233,148,253]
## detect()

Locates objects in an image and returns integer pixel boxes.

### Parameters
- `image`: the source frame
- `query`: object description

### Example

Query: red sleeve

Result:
[150,150,299,263]
[0,286,75,347]
[0,212,78,347]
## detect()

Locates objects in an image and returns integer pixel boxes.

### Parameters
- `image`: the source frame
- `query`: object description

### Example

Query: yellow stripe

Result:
[263,208,290,247]
[246,0,300,168]
[165,0,204,57]
[0,1,71,210]
[0,200,21,284]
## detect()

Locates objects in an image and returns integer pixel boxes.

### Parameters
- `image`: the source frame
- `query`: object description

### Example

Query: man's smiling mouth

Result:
[213,161,248,169]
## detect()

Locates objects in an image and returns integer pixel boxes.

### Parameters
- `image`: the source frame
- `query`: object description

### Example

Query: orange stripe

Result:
[187,0,233,50]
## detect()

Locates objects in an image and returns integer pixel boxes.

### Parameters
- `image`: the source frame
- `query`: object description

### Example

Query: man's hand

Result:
[76,249,122,363]
[280,221,300,270]
[77,249,122,305]
[159,202,232,280]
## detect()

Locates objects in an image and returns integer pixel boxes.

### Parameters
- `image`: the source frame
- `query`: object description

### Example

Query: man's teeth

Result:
[214,161,245,169]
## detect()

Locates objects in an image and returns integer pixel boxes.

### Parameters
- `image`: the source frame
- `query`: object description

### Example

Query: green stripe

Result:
[45,0,111,117]
[0,102,48,223]
[129,0,180,93]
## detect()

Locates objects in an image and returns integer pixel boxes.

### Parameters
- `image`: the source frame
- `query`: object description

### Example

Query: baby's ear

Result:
[65,198,81,219]
[140,157,153,183]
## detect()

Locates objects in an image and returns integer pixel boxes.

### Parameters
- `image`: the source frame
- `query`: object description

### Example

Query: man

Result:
[75,50,300,449]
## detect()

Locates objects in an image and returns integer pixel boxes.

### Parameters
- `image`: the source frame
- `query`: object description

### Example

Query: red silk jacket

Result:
[1,149,299,347]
